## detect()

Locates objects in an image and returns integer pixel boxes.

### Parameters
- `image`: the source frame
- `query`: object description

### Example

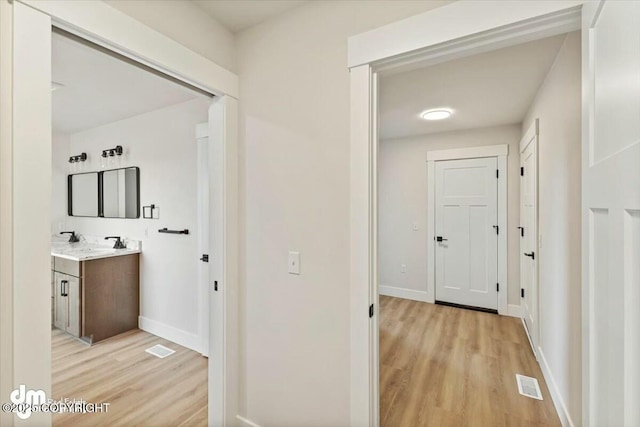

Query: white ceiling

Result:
[52,32,209,134]
[192,0,307,33]
[379,34,568,140]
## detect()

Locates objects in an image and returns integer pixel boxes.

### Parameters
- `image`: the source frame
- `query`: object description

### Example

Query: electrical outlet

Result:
[401,264,407,273]
[288,251,300,275]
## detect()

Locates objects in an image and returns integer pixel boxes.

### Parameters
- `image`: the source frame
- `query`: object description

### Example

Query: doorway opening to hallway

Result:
[376,30,581,426]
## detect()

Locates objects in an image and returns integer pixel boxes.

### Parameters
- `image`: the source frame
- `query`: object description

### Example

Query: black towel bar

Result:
[158,228,189,235]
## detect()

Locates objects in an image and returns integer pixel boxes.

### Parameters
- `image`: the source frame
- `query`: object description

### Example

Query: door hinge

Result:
[496,169,499,179]
[493,225,499,235]
[369,304,374,318]
[521,288,525,298]
[520,166,524,176]
[497,283,500,292]
[200,254,209,262]
[214,281,218,291]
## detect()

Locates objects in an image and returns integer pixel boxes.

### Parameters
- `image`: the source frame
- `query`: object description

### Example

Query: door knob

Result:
[435,236,448,242]
[524,252,535,260]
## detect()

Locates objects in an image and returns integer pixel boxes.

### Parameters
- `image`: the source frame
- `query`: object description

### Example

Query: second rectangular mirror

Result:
[102,167,140,219]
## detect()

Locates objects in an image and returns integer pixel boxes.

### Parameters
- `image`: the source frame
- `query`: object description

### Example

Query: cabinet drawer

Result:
[54,257,80,277]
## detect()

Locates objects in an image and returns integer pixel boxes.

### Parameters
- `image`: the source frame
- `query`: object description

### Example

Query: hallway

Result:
[380,296,560,426]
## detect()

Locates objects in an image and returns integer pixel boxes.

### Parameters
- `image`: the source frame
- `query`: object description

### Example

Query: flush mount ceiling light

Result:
[420,109,453,121]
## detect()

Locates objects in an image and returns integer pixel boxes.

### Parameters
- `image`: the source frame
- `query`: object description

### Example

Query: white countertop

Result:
[51,236,141,261]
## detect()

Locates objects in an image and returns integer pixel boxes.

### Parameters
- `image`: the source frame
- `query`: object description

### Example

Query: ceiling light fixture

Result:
[420,109,452,121]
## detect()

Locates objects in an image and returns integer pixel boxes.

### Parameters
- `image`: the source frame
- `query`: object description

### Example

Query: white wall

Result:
[52,132,70,233]
[522,31,581,426]
[53,98,210,350]
[379,124,522,305]
[235,1,450,425]
[104,0,236,73]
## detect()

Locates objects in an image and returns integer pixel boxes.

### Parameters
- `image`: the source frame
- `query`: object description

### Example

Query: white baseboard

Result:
[538,348,575,427]
[507,304,522,318]
[379,285,429,302]
[138,316,201,353]
[237,415,261,427]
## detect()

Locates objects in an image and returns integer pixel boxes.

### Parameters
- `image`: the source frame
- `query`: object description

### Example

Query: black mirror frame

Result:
[68,166,140,219]
[67,171,100,218]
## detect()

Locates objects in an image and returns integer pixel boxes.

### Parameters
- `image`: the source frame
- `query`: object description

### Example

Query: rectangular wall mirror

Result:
[102,167,140,219]
[67,167,140,218]
[68,172,99,217]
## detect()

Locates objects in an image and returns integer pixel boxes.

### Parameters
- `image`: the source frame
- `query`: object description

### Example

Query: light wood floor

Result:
[380,296,561,427]
[52,328,207,426]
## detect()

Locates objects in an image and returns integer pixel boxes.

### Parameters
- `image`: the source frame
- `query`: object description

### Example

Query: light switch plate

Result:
[401,264,407,273]
[288,251,300,275]
[412,222,419,231]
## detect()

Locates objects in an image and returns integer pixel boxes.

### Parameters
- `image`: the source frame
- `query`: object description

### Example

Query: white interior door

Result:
[583,1,640,426]
[520,125,538,354]
[435,157,498,310]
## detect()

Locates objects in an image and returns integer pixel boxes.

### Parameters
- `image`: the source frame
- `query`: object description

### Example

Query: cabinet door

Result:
[53,272,67,331]
[66,275,81,337]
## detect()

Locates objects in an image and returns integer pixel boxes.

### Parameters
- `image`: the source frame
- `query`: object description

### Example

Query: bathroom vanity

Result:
[51,242,140,344]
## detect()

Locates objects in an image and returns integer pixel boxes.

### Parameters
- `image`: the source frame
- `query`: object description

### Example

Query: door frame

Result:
[196,123,210,356]
[519,120,540,357]
[426,145,508,314]
[348,1,584,425]
[0,1,238,425]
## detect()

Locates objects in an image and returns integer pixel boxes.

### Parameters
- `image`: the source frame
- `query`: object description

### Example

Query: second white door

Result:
[435,157,498,310]
[520,128,538,354]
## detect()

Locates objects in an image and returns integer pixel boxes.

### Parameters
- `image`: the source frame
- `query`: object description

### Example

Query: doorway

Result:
[352,2,638,426]
[519,121,539,355]
[2,2,238,425]
[50,27,213,425]
[371,8,581,427]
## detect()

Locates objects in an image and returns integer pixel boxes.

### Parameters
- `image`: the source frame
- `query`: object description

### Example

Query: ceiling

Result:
[379,34,568,140]
[192,0,307,33]
[52,32,209,134]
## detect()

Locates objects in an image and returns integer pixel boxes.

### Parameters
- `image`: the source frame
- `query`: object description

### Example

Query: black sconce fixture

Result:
[68,152,87,163]
[102,145,123,158]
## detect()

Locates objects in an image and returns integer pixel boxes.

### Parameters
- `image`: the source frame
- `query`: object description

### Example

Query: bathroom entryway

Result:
[49,26,217,426]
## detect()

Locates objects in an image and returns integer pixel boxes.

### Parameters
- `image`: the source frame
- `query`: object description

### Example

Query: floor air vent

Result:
[145,344,176,359]
[516,374,543,400]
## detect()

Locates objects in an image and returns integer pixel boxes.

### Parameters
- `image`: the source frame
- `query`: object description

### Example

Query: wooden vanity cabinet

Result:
[82,254,139,343]
[51,253,139,343]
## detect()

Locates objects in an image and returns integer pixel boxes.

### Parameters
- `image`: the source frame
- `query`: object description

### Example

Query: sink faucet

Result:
[60,231,80,243]
[105,236,126,249]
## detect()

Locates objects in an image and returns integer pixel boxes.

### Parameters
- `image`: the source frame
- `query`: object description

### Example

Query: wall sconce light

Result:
[101,145,123,168]
[68,152,87,163]
[101,145,123,158]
